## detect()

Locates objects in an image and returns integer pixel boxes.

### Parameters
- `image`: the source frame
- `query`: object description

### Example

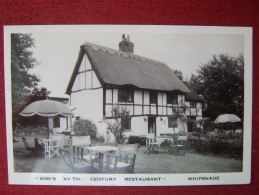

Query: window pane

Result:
[53,117,60,128]
[118,89,133,103]
[172,95,178,104]
[191,101,196,108]
[150,91,157,104]
[167,93,177,104]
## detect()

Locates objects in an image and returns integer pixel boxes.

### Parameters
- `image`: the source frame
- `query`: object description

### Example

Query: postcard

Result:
[4,25,252,186]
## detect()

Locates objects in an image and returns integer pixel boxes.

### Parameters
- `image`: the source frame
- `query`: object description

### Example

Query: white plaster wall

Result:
[135,90,142,104]
[70,89,106,136]
[156,117,182,135]
[124,116,148,137]
[71,55,101,92]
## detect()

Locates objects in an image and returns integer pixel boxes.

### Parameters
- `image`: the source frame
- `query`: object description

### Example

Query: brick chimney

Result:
[119,34,134,53]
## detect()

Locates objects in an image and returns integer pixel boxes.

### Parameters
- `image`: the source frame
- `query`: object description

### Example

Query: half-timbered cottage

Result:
[66,35,202,138]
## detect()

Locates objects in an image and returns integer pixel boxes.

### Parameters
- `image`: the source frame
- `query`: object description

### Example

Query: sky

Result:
[29,26,244,98]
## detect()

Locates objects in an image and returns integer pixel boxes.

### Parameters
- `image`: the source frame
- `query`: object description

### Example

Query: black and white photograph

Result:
[4,25,252,186]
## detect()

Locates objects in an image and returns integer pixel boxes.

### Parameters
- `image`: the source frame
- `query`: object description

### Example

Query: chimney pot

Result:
[119,34,134,53]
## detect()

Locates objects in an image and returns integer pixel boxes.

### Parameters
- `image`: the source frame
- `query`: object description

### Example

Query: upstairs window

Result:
[150,91,157,104]
[121,117,131,130]
[190,101,197,108]
[168,117,177,128]
[167,93,178,104]
[118,89,134,103]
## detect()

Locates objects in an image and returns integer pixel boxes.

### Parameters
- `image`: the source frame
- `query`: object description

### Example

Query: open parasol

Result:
[20,100,74,138]
[214,114,241,123]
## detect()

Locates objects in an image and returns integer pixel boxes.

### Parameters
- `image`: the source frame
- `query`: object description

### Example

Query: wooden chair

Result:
[72,136,97,164]
[104,143,139,173]
[59,148,93,173]
[22,137,44,157]
[72,136,92,146]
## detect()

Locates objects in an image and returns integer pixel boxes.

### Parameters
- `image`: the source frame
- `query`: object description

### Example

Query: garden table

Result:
[74,145,118,172]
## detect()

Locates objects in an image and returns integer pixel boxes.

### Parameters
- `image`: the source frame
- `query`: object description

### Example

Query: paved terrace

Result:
[12,136,242,173]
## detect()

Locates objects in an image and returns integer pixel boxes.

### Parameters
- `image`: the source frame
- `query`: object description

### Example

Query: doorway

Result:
[187,116,196,132]
[148,117,156,135]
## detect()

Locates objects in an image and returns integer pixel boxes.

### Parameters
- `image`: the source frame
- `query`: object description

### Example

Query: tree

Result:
[11,34,50,128]
[189,54,244,120]
[11,33,40,105]
[105,105,130,144]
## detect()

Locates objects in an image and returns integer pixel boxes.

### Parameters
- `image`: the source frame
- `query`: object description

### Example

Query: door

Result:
[187,116,196,132]
[148,117,156,135]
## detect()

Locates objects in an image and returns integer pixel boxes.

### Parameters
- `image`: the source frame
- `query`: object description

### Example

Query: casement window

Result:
[167,93,178,104]
[190,101,197,108]
[168,117,178,128]
[121,117,131,130]
[150,91,157,104]
[118,89,134,103]
[53,117,60,128]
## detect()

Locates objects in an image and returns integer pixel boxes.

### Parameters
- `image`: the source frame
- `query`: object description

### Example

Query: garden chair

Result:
[61,134,72,149]
[72,136,97,166]
[144,133,160,153]
[104,143,139,173]
[168,135,187,155]
[59,148,93,173]
[22,137,44,157]
[72,135,93,146]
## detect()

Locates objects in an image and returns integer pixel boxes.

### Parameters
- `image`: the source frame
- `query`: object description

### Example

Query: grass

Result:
[12,135,243,174]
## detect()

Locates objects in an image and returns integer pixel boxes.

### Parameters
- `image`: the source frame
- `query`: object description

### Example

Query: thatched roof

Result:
[66,42,191,94]
[182,81,203,101]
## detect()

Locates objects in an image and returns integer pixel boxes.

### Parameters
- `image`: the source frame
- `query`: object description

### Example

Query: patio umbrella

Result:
[20,100,74,137]
[214,114,241,123]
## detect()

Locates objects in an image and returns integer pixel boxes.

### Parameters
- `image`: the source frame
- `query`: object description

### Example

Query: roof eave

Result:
[65,49,85,95]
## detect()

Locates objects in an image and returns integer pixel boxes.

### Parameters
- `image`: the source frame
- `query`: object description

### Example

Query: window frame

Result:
[167,93,178,104]
[118,89,134,103]
[149,91,157,104]
[190,101,197,108]
[121,117,131,130]
[53,117,60,128]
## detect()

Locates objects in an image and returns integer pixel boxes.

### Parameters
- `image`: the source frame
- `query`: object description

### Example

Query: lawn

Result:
[12,135,242,174]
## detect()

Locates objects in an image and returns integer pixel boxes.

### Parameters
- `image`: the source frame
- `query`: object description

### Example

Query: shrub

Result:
[127,135,146,146]
[128,136,142,144]
[73,119,97,139]
[188,136,243,159]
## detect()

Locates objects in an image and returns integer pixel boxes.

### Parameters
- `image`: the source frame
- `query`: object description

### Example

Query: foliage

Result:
[13,87,50,127]
[189,54,244,120]
[11,34,51,127]
[73,119,97,139]
[11,33,40,106]
[128,136,146,145]
[105,105,130,144]
[188,136,243,159]
[14,125,48,137]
